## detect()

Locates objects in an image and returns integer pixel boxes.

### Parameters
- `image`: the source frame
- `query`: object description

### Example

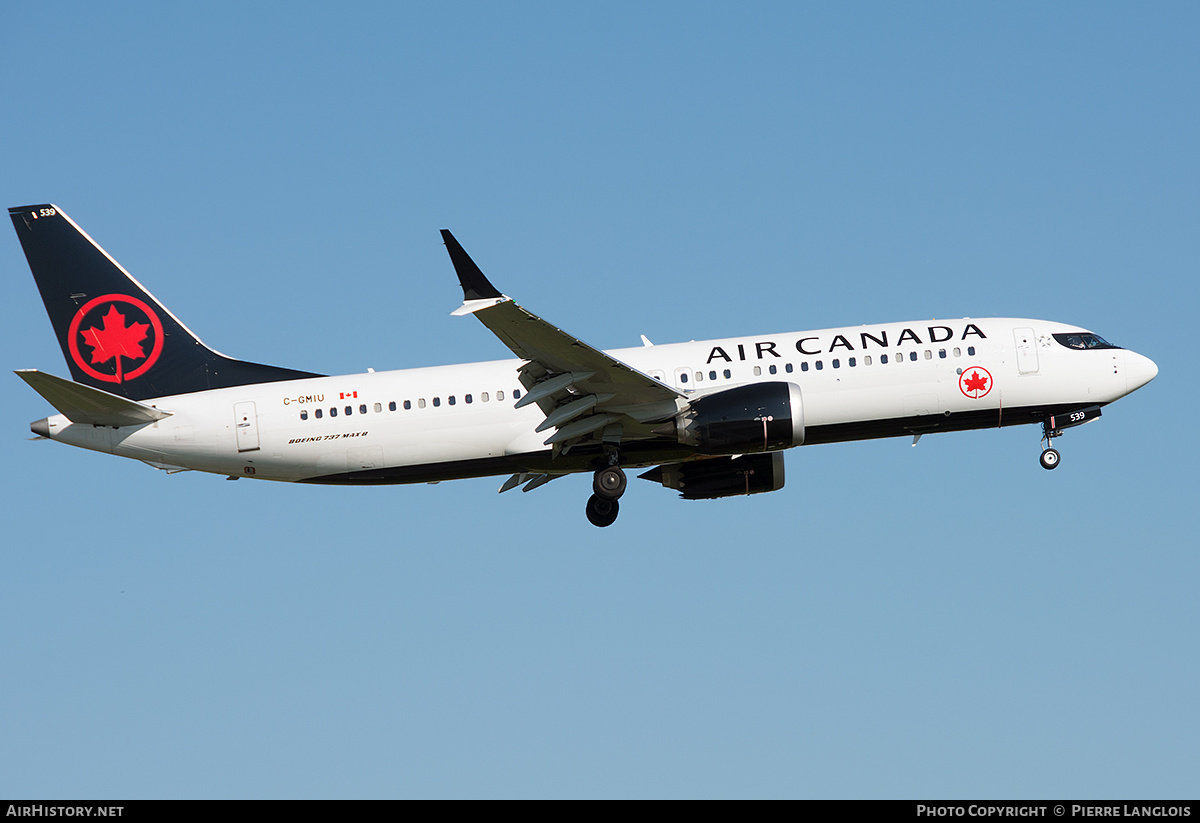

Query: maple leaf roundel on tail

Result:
[67,294,165,384]
[958,366,993,399]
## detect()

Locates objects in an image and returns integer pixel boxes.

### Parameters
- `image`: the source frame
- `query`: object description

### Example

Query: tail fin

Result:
[9,204,321,400]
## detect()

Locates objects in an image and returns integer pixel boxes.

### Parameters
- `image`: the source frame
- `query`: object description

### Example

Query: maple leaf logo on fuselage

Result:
[958,366,993,399]
[66,294,165,385]
[963,370,988,393]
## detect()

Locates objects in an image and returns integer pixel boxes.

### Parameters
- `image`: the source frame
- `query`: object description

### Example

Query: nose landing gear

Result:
[1040,417,1062,470]
[586,464,627,527]
[1038,406,1102,470]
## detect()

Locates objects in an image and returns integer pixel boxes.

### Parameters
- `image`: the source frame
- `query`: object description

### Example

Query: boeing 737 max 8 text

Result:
[10,204,1158,526]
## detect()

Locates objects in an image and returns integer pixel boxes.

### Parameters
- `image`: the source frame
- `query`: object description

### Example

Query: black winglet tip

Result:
[440,229,503,301]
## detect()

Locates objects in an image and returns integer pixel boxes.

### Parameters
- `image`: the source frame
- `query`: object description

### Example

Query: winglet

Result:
[441,230,503,301]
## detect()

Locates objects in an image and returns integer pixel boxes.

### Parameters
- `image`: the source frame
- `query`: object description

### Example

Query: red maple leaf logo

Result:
[963,370,988,394]
[79,304,149,383]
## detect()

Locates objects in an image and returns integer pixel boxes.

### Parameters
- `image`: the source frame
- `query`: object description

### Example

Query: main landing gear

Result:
[586,465,627,528]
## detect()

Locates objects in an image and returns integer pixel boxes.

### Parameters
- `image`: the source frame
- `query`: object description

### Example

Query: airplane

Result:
[10,203,1158,527]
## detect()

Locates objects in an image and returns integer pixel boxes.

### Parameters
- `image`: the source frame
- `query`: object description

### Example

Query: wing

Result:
[441,230,684,453]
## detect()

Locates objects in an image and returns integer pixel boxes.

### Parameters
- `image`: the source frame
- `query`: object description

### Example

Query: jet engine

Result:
[656,382,804,455]
[639,452,785,500]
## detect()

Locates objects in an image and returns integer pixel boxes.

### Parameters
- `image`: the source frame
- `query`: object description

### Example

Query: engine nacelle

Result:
[662,382,804,455]
[639,453,785,500]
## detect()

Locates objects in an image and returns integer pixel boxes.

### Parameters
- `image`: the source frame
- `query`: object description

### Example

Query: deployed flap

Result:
[15,369,172,426]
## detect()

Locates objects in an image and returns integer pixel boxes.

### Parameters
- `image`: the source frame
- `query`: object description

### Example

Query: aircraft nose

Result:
[1125,351,1158,393]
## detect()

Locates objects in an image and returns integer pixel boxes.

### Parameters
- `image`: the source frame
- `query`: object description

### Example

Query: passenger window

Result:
[881,354,888,364]
[801,361,809,372]
[816,361,823,370]
[360,404,368,414]
[513,389,521,399]
[345,406,353,415]
[300,410,308,420]
[374,403,382,413]
[695,371,704,382]
[864,355,872,366]
[433,397,441,407]
[909,352,917,361]
[389,401,397,411]
[418,398,426,409]
[924,350,932,360]
[315,409,322,419]
[482,392,489,402]
[448,396,456,406]
[849,357,856,367]
[938,349,946,359]
[785,363,793,373]
[497,390,505,401]
[954,347,961,357]
[403,400,411,410]
[465,394,473,404]
[681,373,690,383]
[832,359,840,369]
[723,369,731,379]
[968,346,976,356]
[330,408,337,417]
[769,364,778,375]
[709,370,717,381]
[752,366,761,377]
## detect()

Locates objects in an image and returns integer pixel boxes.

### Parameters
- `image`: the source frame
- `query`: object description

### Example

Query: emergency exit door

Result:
[234,401,260,452]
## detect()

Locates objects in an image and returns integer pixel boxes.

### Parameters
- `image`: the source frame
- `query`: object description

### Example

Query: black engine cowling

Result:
[639,453,785,500]
[661,382,804,455]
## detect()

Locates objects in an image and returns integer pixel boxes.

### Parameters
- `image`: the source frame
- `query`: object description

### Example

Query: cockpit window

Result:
[1053,332,1120,350]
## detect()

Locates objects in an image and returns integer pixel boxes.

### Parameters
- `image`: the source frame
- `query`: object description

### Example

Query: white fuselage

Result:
[37,317,1158,484]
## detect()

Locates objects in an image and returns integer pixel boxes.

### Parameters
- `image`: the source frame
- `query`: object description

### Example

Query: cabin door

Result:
[1014,328,1040,374]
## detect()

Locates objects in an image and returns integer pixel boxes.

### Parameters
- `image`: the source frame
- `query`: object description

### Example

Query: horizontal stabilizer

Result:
[15,369,172,426]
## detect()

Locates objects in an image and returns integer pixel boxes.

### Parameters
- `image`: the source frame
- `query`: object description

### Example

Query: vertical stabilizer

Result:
[9,204,321,400]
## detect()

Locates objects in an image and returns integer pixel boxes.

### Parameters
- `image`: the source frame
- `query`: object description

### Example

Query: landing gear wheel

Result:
[593,466,627,500]
[1039,448,1061,470]
[586,494,619,527]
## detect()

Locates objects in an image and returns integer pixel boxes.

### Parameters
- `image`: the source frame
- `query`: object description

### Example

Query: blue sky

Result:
[2,2,1197,798]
